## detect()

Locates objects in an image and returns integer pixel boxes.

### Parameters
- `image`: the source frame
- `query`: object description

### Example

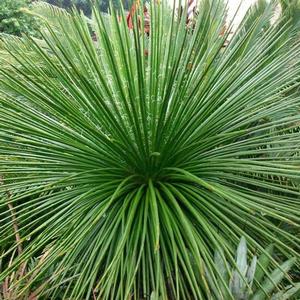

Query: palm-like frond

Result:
[0,1,300,299]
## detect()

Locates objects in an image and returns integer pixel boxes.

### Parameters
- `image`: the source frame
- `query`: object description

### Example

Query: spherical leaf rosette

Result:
[0,1,300,299]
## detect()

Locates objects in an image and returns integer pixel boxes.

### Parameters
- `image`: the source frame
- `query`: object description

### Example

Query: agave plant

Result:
[206,236,300,300]
[0,0,300,299]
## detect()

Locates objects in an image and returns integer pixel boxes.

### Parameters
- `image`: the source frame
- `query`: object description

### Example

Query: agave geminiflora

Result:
[206,237,300,299]
[0,0,300,299]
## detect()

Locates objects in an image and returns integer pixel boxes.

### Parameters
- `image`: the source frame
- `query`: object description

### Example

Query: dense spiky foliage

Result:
[280,0,300,25]
[0,1,300,299]
[279,0,300,44]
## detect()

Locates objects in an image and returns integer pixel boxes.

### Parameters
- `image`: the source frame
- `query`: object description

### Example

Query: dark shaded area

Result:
[45,0,131,16]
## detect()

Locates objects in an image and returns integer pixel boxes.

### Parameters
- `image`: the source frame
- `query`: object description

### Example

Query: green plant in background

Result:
[0,0,40,37]
[277,0,300,101]
[206,237,300,299]
[0,0,300,299]
[280,0,300,29]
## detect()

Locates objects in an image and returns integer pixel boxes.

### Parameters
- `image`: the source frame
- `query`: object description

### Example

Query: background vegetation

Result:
[0,0,40,36]
[0,0,132,37]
